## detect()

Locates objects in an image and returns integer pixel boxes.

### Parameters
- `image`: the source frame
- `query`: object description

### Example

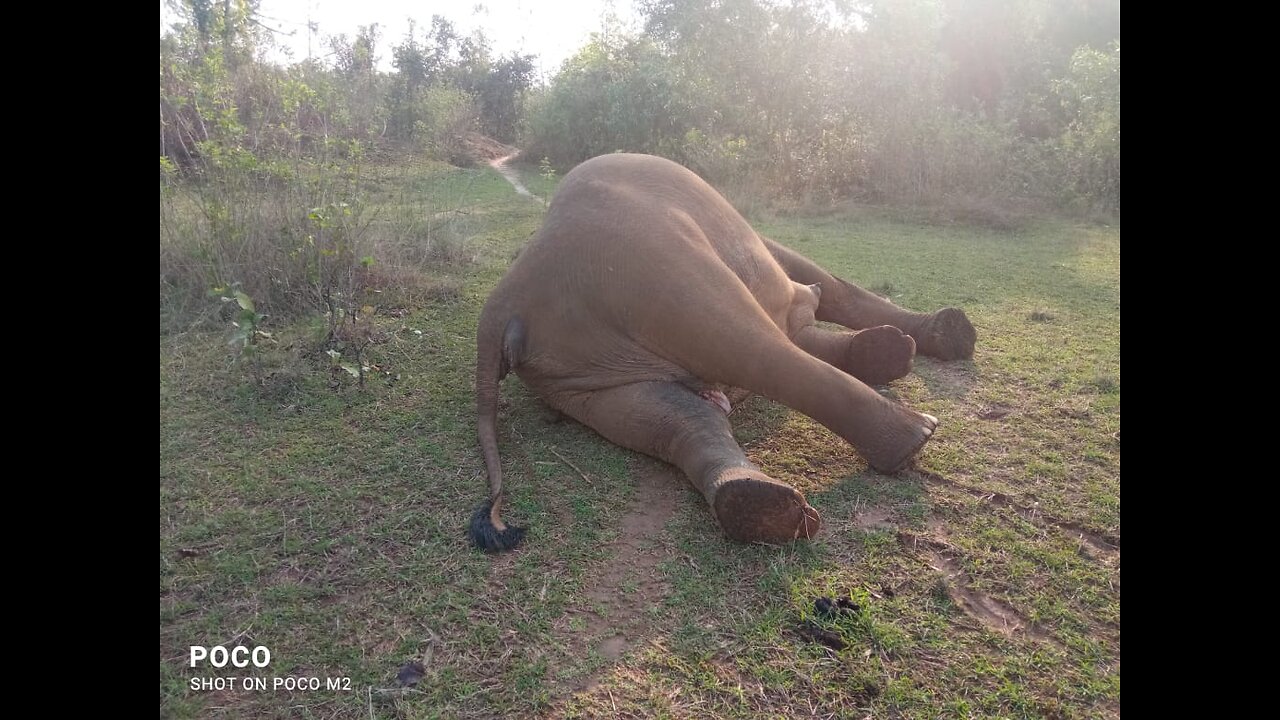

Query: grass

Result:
[160,158,1120,718]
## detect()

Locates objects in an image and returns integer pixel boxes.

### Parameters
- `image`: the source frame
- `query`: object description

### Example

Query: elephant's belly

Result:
[514,338,693,400]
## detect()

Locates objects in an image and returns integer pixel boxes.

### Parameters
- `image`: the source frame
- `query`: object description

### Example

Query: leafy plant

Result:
[539,156,557,206]
[216,286,276,384]
[325,348,366,386]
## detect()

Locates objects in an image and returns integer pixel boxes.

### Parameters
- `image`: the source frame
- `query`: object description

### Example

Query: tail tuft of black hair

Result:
[468,502,526,551]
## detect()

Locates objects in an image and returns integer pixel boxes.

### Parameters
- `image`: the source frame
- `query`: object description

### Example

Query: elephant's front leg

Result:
[763,236,977,361]
[793,325,916,386]
[785,281,917,385]
[550,381,821,544]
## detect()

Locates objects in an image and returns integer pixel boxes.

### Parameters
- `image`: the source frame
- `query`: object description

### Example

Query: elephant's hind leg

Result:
[640,269,935,472]
[552,381,822,544]
[763,235,976,360]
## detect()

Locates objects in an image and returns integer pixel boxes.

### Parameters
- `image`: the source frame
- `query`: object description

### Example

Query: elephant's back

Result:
[533,154,772,279]
[550,154,745,234]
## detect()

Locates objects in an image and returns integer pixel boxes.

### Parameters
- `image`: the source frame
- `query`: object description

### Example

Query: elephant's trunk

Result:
[469,313,527,551]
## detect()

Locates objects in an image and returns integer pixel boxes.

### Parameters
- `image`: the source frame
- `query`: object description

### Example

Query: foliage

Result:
[159,2,542,329]
[538,156,558,207]
[521,36,688,167]
[159,0,1120,329]
[220,287,272,358]
[161,5,535,166]
[1055,43,1121,212]
[522,0,1121,211]
[158,130,373,328]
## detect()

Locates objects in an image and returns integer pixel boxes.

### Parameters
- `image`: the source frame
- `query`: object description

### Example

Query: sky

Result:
[160,1,641,78]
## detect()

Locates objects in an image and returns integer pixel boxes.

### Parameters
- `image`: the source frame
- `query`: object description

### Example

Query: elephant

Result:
[470,153,975,551]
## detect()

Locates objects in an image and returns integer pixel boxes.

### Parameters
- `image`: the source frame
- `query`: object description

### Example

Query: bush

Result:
[159,146,376,331]
[1055,44,1121,213]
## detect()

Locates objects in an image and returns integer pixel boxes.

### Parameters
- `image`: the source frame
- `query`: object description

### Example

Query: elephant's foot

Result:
[712,470,822,543]
[859,408,939,474]
[913,308,976,361]
[844,325,916,385]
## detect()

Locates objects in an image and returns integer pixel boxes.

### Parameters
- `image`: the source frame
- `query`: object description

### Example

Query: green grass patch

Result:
[161,162,1119,718]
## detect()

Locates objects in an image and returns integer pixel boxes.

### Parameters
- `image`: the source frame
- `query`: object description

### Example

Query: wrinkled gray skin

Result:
[473,154,975,549]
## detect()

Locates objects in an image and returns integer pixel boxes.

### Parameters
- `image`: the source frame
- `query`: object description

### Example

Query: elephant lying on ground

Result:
[471,153,975,550]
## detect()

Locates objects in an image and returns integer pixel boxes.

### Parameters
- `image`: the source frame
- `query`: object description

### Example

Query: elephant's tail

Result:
[469,313,527,551]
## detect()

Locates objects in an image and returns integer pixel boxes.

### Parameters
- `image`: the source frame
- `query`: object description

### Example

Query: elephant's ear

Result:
[500,316,528,379]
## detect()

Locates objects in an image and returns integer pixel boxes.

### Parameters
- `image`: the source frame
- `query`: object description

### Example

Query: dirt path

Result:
[489,153,536,199]
[547,466,682,695]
